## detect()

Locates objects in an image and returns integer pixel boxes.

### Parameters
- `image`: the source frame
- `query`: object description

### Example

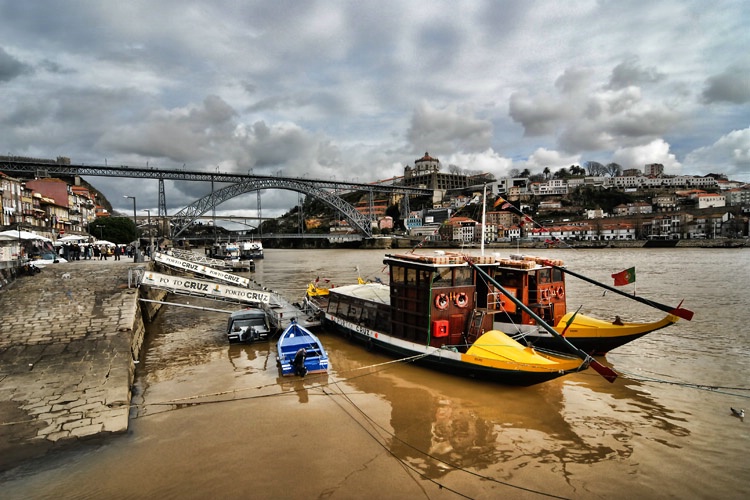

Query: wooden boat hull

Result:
[324,313,586,386]
[276,322,330,377]
[513,313,679,355]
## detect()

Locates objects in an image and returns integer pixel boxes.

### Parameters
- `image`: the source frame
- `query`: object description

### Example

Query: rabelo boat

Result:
[306,253,590,385]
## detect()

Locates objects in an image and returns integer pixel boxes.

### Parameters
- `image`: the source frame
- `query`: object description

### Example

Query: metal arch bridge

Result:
[0,159,432,238]
[170,177,375,237]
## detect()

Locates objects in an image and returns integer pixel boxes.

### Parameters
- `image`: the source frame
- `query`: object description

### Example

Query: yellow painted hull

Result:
[465,330,585,374]
[556,313,678,339]
[306,283,330,297]
[543,313,680,354]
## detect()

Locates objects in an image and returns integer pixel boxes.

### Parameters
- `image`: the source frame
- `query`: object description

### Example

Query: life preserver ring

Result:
[541,289,550,300]
[556,286,565,299]
[454,292,469,308]
[434,293,449,310]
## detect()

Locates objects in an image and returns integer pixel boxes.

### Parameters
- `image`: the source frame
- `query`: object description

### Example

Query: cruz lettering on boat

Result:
[183,281,209,292]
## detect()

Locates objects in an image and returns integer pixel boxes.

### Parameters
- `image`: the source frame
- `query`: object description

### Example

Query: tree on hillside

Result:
[553,168,571,179]
[385,204,404,231]
[569,185,634,213]
[569,164,586,176]
[529,173,545,183]
[585,161,606,176]
[90,217,137,244]
[604,162,622,177]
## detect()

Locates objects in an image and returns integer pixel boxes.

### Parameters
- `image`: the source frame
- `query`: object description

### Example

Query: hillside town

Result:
[1,152,749,262]
[329,152,749,245]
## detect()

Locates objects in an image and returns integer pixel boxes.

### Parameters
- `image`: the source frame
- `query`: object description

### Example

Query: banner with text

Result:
[154,252,250,288]
[140,271,271,304]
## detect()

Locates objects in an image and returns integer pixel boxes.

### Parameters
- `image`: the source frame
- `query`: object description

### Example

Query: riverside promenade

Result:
[0,257,147,471]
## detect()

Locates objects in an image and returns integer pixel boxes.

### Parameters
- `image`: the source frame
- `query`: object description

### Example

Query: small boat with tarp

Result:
[227,307,272,343]
[276,320,330,377]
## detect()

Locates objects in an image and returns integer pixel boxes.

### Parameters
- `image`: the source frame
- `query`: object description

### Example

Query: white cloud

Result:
[522,148,582,173]
[611,139,682,174]
[683,128,750,178]
[441,149,514,178]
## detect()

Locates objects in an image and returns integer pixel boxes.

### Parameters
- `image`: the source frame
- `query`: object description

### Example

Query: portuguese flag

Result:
[611,267,636,286]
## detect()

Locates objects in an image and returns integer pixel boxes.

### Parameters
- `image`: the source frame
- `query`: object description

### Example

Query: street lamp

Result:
[142,209,154,259]
[17,222,22,267]
[124,195,140,262]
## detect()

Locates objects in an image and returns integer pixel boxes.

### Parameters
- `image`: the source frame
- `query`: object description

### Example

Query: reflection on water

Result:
[227,342,274,374]
[331,342,692,484]
[276,377,312,403]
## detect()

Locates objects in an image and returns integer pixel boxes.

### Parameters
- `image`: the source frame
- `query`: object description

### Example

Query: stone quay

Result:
[0,257,159,471]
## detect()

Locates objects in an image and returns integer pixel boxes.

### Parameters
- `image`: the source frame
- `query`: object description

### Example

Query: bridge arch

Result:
[170,177,373,238]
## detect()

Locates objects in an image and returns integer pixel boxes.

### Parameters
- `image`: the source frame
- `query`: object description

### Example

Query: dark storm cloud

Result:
[607,56,666,90]
[407,103,493,155]
[98,96,237,163]
[512,67,682,155]
[508,91,568,137]
[701,65,750,104]
[0,47,31,81]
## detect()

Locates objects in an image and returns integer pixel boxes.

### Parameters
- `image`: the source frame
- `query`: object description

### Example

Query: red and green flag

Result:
[560,305,582,336]
[493,196,525,217]
[611,267,636,286]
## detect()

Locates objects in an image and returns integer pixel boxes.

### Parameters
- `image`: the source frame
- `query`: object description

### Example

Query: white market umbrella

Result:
[94,240,117,247]
[58,234,90,242]
[0,230,52,242]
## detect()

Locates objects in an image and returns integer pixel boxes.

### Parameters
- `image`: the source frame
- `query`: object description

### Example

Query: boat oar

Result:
[543,262,694,321]
[465,257,618,383]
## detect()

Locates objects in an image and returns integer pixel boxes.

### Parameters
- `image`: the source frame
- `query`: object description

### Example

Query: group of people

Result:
[58,242,135,261]
[57,242,157,261]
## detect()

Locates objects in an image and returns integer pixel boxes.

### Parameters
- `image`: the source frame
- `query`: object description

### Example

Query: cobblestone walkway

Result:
[0,258,144,469]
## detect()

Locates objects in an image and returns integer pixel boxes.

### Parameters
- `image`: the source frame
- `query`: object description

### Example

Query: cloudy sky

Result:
[1,0,748,219]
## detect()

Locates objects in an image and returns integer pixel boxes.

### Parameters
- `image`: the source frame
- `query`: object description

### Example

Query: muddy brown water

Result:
[2,248,749,499]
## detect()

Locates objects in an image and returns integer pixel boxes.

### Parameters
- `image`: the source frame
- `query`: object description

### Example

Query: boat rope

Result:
[321,381,572,500]
[322,383,472,499]
[343,349,440,370]
[615,369,750,399]
[118,349,444,416]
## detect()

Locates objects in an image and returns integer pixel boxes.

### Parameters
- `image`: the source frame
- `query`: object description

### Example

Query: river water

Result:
[2,247,749,499]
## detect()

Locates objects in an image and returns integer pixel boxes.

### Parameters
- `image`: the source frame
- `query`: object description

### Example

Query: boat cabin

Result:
[483,255,567,329]
[386,253,568,350]
[383,253,487,350]
[209,242,241,261]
